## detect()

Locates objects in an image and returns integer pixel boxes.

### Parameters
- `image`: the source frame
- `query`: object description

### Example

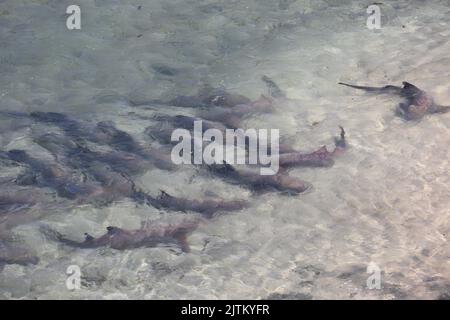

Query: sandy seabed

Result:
[0,0,449,299]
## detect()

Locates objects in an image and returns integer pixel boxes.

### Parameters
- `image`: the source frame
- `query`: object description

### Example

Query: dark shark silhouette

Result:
[133,77,278,129]
[33,133,248,215]
[33,133,148,176]
[0,241,39,269]
[261,75,285,98]
[30,112,173,171]
[0,188,56,268]
[339,81,450,120]
[146,114,229,146]
[44,220,200,253]
[142,190,248,218]
[0,149,101,200]
[129,86,251,109]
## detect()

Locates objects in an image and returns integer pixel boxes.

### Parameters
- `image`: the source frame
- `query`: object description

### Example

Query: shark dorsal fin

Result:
[315,146,328,154]
[159,190,174,200]
[402,82,420,90]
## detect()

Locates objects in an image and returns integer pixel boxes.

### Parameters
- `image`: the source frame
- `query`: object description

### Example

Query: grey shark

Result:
[44,219,200,253]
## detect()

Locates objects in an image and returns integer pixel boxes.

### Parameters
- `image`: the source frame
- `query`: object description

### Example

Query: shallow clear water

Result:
[0,0,449,299]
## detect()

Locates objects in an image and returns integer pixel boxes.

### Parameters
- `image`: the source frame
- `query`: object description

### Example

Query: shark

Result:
[339,81,450,120]
[43,219,200,253]
[30,112,174,171]
[141,190,248,218]
[0,149,103,201]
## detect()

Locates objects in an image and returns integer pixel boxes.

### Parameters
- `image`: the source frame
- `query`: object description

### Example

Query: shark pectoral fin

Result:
[339,126,346,138]
[334,126,346,149]
[173,232,190,253]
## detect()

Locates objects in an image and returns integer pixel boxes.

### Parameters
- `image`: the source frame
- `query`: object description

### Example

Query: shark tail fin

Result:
[334,126,346,149]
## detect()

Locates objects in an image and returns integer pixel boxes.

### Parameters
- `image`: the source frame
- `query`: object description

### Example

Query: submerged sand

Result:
[0,0,449,299]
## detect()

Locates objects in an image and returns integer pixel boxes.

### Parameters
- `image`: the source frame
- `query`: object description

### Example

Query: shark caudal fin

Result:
[434,105,450,114]
[401,82,421,90]
[338,82,402,94]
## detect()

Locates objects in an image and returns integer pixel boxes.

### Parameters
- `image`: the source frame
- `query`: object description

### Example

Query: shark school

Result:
[170,120,280,175]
